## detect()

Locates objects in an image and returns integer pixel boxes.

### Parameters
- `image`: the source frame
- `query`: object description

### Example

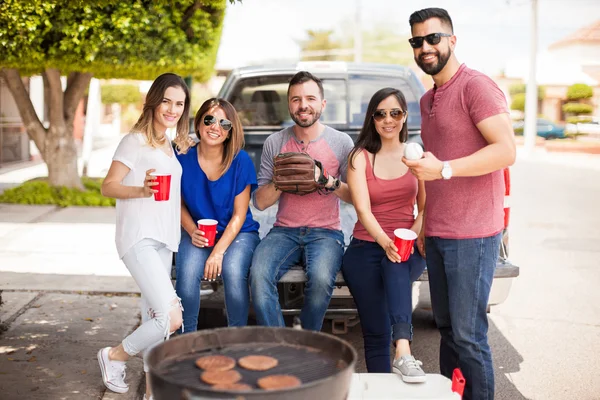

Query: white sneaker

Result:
[392,355,426,383]
[143,395,153,400]
[97,347,129,393]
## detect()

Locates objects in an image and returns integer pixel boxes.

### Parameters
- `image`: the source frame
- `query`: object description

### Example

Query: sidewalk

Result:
[0,204,145,399]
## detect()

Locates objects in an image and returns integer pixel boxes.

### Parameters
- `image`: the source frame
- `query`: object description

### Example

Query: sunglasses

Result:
[203,115,232,131]
[372,109,406,122]
[408,33,452,49]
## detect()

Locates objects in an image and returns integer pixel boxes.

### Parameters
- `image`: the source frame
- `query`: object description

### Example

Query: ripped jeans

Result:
[121,238,182,372]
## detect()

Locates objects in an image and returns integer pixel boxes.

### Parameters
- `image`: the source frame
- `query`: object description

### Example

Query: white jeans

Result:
[121,238,181,372]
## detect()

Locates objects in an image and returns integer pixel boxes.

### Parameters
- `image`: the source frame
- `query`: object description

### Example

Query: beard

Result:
[416,46,451,76]
[290,108,322,128]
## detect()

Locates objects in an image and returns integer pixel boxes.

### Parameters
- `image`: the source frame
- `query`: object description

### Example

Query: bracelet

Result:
[325,177,341,192]
[373,230,385,243]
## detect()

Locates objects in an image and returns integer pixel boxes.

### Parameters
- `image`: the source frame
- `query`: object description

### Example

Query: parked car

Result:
[513,118,565,139]
[566,117,600,135]
[191,62,519,332]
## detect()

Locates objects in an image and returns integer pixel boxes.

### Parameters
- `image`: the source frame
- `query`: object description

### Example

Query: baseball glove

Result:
[272,152,325,195]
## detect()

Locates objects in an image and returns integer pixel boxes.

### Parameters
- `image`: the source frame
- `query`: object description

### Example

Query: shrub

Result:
[101,84,141,105]
[508,83,545,99]
[0,177,115,207]
[566,116,593,124]
[511,93,526,111]
[566,83,593,101]
[562,102,593,115]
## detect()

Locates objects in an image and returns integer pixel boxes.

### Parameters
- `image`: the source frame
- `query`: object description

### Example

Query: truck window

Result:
[228,76,347,128]
[348,75,421,130]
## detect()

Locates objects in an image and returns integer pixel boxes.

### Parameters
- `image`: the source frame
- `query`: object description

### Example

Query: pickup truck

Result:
[194,61,520,333]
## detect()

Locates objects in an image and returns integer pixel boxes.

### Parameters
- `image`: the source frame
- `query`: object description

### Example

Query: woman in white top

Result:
[97,73,191,400]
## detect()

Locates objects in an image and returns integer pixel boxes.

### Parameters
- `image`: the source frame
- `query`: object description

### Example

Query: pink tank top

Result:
[352,151,418,242]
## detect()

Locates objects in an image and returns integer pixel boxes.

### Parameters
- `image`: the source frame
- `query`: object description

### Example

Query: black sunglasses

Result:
[408,33,452,49]
[203,115,232,131]
[373,109,406,122]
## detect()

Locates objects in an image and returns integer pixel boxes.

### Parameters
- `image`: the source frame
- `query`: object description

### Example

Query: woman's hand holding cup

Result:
[384,239,402,263]
[191,229,210,248]
[142,169,159,197]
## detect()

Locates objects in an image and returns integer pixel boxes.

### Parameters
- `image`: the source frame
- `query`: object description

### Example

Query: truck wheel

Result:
[197,308,227,330]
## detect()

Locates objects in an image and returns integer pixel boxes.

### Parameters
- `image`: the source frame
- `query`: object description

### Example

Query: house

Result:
[499,19,600,123]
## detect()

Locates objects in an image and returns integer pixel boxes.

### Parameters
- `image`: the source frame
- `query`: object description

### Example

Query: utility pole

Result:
[523,0,539,155]
[354,0,362,62]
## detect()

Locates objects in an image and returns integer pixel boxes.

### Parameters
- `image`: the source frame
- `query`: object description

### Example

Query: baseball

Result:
[404,143,424,160]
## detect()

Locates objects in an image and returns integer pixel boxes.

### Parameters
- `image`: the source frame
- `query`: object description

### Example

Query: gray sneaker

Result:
[392,355,426,383]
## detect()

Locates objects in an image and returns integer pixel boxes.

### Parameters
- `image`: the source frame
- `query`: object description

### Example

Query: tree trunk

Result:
[45,124,82,188]
[0,68,91,189]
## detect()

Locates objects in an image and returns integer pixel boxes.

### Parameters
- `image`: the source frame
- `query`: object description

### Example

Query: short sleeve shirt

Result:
[254,126,354,230]
[420,64,509,239]
[112,133,182,258]
[177,147,259,235]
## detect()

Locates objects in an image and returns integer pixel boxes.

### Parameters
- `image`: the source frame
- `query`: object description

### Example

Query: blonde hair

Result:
[191,98,244,178]
[131,73,191,153]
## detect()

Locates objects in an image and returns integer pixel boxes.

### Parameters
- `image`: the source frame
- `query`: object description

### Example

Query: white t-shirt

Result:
[112,133,182,258]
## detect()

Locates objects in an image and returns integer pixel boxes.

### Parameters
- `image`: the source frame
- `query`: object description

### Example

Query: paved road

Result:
[339,149,600,399]
[1,147,599,399]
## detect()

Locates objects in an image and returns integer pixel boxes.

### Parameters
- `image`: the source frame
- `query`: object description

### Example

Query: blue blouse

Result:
[177,147,260,235]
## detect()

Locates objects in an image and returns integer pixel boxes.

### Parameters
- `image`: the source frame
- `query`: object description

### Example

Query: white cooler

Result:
[347,373,462,400]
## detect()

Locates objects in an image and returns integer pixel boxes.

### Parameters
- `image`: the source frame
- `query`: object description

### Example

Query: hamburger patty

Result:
[200,369,242,385]
[257,374,302,390]
[238,355,279,371]
[195,355,236,371]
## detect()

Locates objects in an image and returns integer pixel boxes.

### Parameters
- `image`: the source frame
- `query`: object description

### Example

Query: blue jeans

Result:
[176,230,260,332]
[249,227,345,331]
[342,238,426,373]
[425,233,501,400]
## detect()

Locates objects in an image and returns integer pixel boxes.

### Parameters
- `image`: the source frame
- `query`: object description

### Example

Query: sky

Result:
[216,0,600,78]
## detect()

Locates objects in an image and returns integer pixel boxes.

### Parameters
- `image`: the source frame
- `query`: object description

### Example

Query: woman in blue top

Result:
[176,98,260,331]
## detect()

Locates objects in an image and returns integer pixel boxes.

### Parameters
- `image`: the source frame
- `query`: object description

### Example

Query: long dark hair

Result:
[348,87,408,170]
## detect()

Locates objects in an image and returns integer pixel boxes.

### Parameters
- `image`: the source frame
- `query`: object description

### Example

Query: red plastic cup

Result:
[393,228,417,262]
[197,219,218,247]
[451,368,466,396]
[152,174,171,201]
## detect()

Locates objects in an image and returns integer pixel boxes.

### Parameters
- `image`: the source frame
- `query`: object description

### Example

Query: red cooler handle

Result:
[452,368,465,397]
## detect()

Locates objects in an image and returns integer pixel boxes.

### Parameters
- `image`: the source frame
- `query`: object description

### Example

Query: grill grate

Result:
[157,342,346,391]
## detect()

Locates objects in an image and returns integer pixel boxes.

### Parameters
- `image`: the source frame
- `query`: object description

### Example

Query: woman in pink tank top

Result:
[342,88,427,381]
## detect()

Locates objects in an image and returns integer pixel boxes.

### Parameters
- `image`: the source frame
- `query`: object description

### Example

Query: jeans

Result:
[121,239,182,372]
[176,230,260,332]
[249,227,345,331]
[342,238,426,373]
[425,233,501,400]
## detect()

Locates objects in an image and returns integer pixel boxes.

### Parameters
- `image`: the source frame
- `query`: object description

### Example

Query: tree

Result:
[342,26,413,66]
[300,30,345,61]
[0,0,235,188]
[299,25,413,66]
[101,84,141,106]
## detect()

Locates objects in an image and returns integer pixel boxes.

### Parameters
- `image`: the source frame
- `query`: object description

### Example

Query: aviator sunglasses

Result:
[408,32,452,49]
[372,109,406,122]
[203,115,232,131]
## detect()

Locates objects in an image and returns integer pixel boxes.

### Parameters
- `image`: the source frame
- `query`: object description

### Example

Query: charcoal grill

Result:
[146,326,357,399]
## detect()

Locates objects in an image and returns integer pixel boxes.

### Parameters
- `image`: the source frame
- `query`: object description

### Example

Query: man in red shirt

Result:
[404,8,516,400]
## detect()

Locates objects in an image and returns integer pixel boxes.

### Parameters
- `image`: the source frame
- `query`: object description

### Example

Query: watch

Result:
[325,177,341,192]
[441,161,453,180]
